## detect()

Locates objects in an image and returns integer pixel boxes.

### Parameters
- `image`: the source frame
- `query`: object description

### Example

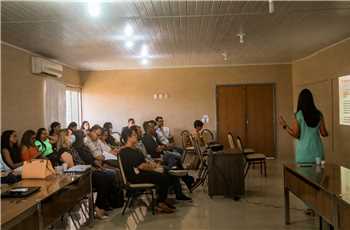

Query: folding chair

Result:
[189,134,209,192]
[236,136,267,177]
[118,157,157,215]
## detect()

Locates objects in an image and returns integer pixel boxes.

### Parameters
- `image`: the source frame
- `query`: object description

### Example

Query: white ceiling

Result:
[2,1,350,70]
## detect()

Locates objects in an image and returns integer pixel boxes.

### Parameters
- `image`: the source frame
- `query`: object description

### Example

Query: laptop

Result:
[1,186,40,198]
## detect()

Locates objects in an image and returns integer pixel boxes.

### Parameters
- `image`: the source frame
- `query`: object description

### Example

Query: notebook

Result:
[64,165,91,173]
[1,186,40,198]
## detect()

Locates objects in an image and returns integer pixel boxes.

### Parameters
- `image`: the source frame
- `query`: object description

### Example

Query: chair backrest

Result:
[227,132,235,149]
[181,130,192,149]
[200,129,214,146]
[189,134,204,161]
[118,155,128,186]
[236,136,244,153]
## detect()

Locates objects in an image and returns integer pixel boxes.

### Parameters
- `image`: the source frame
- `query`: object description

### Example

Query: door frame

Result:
[216,83,277,157]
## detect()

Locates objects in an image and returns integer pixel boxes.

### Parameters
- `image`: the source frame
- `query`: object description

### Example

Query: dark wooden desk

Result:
[1,170,93,230]
[283,163,350,230]
[208,148,245,199]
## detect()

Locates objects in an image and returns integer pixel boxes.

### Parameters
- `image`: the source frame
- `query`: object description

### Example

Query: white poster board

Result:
[339,75,350,125]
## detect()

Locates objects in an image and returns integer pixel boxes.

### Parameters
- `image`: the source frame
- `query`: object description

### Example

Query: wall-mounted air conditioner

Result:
[32,57,63,78]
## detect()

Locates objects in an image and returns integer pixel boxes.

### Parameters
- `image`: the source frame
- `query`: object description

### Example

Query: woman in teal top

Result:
[279,89,328,164]
[35,128,54,157]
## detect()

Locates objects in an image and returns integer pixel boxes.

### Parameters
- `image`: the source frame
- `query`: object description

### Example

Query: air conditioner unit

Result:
[32,57,63,78]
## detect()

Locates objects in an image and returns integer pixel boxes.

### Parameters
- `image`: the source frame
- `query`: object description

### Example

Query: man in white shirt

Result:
[155,116,173,145]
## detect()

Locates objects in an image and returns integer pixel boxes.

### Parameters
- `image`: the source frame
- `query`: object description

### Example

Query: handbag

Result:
[22,159,56,179]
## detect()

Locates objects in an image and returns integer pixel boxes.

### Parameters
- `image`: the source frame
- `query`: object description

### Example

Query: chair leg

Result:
[151,189,156,215]
[260,161,263,176]
[122,194,131,215]
[264,160,267,177]
[244,162,251,178]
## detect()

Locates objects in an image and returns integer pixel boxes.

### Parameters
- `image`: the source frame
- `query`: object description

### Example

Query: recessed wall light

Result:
[87,0,100,17]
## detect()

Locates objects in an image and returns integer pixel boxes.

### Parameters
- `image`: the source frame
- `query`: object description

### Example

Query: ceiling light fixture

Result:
[87,0,101,17]
[125,41,134,49]
[268,0,274,14]
[141,44,149,57]
[124,24,134,37]
[237,32,246,44]
[141,58,149,65]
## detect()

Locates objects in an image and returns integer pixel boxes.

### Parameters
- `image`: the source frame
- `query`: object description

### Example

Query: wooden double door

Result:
[217,84,276,157]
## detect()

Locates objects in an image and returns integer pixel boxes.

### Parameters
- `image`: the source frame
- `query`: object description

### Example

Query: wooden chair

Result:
[118,156,156,215]
[227,132,236,149]
[181,130,195,161]
[236,136,267,177]
[200,129,214,146]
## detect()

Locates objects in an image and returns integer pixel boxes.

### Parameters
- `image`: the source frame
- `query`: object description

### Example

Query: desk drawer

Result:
[285,169,317,205]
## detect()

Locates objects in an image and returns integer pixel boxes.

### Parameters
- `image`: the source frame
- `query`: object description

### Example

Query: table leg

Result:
[88,171,94,227]
[284,187,290,225]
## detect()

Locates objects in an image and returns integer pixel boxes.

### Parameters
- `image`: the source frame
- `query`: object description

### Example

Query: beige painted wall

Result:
[292,38,350,167]
[81,64,294,159]
[1,44,81,136]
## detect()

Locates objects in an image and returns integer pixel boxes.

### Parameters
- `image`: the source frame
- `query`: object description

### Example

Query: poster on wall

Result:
[339,75,350,126]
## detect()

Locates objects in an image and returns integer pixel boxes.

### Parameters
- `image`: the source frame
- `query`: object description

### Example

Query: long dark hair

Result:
[297,89,321,127]
[36,128,47,152]
[1,130,18,150]
[21,130,36,148]
[72,130,85,149]
[81,121,90,130]
[49,122,61,135]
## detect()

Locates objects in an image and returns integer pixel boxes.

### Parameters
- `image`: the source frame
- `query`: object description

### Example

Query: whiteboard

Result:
[339,75,350,126]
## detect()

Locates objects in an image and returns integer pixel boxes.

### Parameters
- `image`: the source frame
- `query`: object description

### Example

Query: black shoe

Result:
[176,194,192,201]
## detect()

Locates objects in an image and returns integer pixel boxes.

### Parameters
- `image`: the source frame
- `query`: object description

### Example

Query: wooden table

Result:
[284,163,350,230]
[208,148,245,199]
[1,170,93,230]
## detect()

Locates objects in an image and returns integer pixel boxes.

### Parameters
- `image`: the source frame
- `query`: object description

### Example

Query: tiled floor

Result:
[90,160,319,230]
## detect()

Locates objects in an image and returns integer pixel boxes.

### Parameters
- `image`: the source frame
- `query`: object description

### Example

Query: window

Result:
[66,87,82,126]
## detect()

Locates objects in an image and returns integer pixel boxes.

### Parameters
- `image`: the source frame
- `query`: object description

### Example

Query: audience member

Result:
[121,118,135,142]
[81,121,90,136]
[49,121,61,148]
[68,122,78,132]
[192,120,205,146]
[155,116,173,145]
[100,128,119,155]
[56,129,76,168]
[120,127,177,213]
[72,130,122,219]
[35,128,54,157]
[20,130,41,161]
[103,122,118,146]
[1,130,23,169]
[84,125,104,161]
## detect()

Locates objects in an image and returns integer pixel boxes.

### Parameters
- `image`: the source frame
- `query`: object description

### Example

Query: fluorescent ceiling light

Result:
[141,44,149,57]
[124,24,134,37]
[141,58,149,65]
[88,0,100,17]
[125,41,134,48]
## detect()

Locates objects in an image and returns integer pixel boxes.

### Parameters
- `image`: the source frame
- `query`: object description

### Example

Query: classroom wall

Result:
[81,64,294,159]
[292,38,350,167]
[1,44,81,136]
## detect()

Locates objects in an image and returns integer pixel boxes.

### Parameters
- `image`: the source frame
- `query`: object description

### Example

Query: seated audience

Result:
[1,130,23,169]
[68,122,78,132]
[120,127,181,213]
[49,121,61,148]
[84,125,104,161]
[121,118,135,143]
[20,130,41,161]
[56,129,76,168]
[134,125,149,158]
[81,121,91,136]
[103,122,118,146]
[0,154,11,172]
[155,116,174,145]
[141,121,194,190]
[100,128,119,155]
[35,128,54,157]
[72,130,123,219]
[192,120,205,147]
